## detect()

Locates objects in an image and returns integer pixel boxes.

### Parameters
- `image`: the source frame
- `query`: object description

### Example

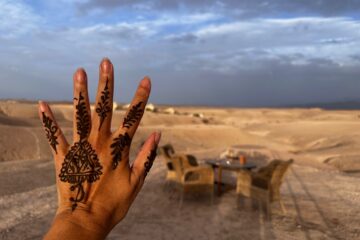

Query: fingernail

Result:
[74,68,87,84]
[140,76,151,90]
[101,58,112,74]
[39,100,46,112]
[154,131,161,146]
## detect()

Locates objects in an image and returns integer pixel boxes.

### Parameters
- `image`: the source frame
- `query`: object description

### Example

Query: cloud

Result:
[77,22,155,39]
[2,1,360,107]
[77,0,360,17]
[165,33,198,43]
[0,0,41,38]
[164,17,360,72]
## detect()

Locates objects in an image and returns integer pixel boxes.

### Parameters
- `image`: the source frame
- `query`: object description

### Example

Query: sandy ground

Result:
[0,100,360,239]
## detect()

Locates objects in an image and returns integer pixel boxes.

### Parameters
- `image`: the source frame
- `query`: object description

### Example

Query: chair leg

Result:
[210,187,214,205]
[179,187,184,209]
[279,198,287,214]
[251,198,258,210]
[237,194,241,210]
[163,180,170,191]
[256,198,266,216]
[266,198,271,221]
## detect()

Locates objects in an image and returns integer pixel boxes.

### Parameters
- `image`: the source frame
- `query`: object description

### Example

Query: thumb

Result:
[130,131,161,188]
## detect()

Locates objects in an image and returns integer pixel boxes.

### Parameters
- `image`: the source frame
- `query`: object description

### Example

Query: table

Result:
[205,159,257,196]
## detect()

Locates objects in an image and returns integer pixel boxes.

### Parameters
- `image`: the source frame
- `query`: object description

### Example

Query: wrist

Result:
[44,206,113,240]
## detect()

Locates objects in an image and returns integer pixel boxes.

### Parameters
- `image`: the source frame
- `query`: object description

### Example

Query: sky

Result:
[1,0,360,107]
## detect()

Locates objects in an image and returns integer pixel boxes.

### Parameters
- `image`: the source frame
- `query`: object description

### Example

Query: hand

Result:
[39,58,161,239]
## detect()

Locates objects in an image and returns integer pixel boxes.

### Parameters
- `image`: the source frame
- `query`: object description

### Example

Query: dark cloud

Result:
[150,59,360,107]
[319,37,354,45]
[78,0,360,17]
[350,54,360,62]
[306,57,339,67]
[166,33,198,43]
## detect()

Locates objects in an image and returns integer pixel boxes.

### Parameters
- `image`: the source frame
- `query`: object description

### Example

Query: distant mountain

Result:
[286,100,360,110]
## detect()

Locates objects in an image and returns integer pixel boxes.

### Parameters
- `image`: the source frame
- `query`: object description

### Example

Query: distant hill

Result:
[287,100,360,110]
[2,98,360,110]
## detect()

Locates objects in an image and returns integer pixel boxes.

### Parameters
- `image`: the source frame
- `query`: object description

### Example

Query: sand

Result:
[0,101,359,239]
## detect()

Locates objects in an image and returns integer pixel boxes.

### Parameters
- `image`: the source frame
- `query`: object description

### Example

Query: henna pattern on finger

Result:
[110,132,131,169]
[59,92,102,211]
[122,102,143,128]
[76,92,91,139]
[144,147,158,177]
[96,78,111,130]
[42,112,59,153]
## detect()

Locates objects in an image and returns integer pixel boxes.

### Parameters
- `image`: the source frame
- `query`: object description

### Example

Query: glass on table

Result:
[239,155,247,165]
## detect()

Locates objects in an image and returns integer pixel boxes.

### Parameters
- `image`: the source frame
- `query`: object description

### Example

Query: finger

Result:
[92,58,114,135]
[73,68,91,142]
[109,77,151,169]
[115,77,151,138]
[38,101,69,155]
[110,131,132,169]
[130,131,161,188]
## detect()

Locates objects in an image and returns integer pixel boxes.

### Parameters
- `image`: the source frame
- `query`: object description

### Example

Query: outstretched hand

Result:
[39,58,161,239]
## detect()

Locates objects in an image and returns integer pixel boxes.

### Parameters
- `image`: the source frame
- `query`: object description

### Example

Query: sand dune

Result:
[0,101,39,119]
[0,101,359,239]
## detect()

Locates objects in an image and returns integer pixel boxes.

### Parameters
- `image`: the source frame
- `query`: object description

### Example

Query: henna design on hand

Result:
[122,102,143,128]
[59,92,102,211]
[42,112,59,153]
[76,92,91,139]
[96,78,111,130]
[110,133,131,169]
[144,147,157,177]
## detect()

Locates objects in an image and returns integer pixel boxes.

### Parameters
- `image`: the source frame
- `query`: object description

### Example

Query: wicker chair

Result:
[171,155,214,207]
[158,144,177,183]
[236,159,293,218]
[158,144,200,182]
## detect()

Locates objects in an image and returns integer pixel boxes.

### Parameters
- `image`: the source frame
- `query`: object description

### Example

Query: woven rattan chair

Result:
[236,159,293,218]
[158,144,200,182]
[171,155,214,207]
[158,144,177,183]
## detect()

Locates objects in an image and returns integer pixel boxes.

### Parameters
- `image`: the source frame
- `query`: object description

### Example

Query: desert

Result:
[0,100,359,240]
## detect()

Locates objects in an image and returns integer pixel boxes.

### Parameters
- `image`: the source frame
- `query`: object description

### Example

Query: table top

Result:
[205,159,257,170]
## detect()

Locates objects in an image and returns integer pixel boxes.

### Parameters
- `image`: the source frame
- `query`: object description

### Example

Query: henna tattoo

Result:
[144,147,157,177]
[76,92,90,139]
[96,78,111,130]
[110,132,131,169]
[122,102,143,128]
[42,112,59,153]
[59,92,102,211]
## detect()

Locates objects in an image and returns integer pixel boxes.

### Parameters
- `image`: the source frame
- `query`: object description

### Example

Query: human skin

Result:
[39,58,161,239]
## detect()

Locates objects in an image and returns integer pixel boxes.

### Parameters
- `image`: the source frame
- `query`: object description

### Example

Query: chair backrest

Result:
[184,154,199,167]
[158,144,176,171]
[270,159,293,192]
[257,159,283,179]
[158,144,175,159]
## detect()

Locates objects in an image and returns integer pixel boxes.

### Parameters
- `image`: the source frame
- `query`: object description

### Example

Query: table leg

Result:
[217,166,222,196]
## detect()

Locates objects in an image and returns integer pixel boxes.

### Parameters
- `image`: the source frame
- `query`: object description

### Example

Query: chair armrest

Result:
[184,166,212,175]
[182,166,214,184]
[173,154,199,168]
[172,153,186,159]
